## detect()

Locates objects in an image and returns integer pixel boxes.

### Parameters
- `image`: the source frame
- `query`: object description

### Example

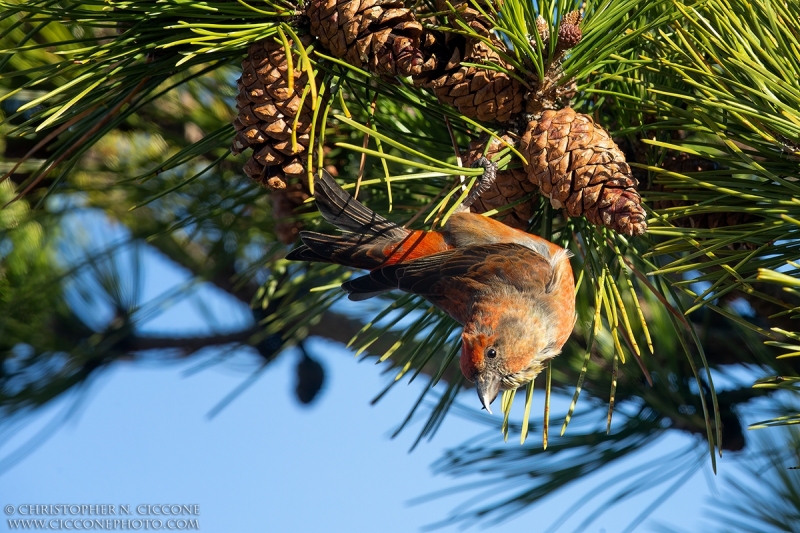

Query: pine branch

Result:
[128,327,262,355]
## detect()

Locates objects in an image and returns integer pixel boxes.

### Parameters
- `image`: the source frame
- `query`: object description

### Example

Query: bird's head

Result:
[459,306,564,413]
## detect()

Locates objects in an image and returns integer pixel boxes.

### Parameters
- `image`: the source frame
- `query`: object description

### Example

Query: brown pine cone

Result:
[232,36,324,244]
[232,36,317,188]
[307,0,428,77]
[556,22,582,51]
[520,108,647,236]
[465,136,536,229]
[409,0,524,123]
[414,31,524,123]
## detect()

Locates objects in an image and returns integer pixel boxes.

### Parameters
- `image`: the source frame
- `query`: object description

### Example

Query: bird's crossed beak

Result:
[476,373,501,414]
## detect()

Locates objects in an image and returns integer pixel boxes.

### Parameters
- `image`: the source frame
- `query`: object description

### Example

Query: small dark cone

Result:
[556,11,583,53]
[307,0,429,77]
[465,136,537,229]
[556,22,582,51]
[520,107,647,236]
[557,10,583,57]
[295,350,325,405]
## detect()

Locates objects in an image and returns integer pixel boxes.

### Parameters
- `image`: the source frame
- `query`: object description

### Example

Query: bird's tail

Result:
[311,172,407,240]
[286,172,411,270]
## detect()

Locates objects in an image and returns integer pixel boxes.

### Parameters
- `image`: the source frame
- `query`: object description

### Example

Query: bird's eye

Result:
[486,347,497,358]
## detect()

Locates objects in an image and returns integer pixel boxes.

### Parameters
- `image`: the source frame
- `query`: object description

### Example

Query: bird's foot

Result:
[456,157,498,212]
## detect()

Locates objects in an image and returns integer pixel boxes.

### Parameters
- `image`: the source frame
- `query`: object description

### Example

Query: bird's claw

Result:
[471,156,496,172]
[457,157,498,212]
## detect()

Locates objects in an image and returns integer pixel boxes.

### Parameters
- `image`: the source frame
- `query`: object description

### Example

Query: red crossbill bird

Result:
[287,162,576,412]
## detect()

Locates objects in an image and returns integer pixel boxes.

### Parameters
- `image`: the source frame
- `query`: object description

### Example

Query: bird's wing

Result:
[446,212,557,258]
[342,243,556,323]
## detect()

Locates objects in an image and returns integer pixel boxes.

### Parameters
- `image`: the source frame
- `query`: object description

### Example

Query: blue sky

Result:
[0,231,739,533]
[1,351,723,533]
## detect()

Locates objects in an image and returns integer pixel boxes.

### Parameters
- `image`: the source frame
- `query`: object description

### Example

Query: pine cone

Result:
[232,36,317,188]
[557,10,583,55]
[414,31,524,123]
[465,136,536,229]
[556,22,582,51]
[408,0,524,123]
[307,0,428,77]
[520,108,647,236]
[295,351,325,405]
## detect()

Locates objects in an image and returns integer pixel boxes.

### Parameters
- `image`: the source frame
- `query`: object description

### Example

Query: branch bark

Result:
[129,326,261,355]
